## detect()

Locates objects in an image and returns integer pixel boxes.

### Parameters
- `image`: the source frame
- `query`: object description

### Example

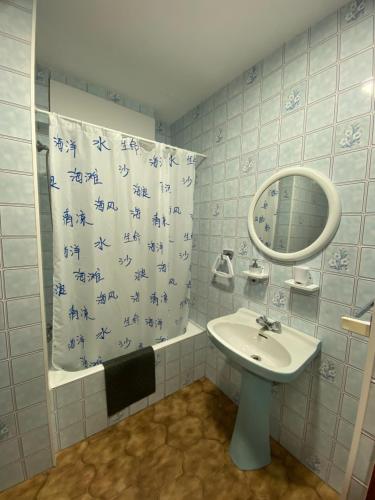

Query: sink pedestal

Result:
[229,370,272,470]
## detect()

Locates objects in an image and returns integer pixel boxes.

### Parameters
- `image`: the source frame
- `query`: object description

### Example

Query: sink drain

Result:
[251,354,261,361]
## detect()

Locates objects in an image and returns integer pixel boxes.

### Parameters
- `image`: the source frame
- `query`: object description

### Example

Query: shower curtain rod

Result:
[35,107,207,161]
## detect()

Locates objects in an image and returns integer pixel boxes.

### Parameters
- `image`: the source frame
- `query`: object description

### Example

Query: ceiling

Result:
[36,0,347,123]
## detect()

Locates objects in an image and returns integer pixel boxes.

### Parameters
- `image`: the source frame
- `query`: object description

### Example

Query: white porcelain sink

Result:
[207,308,321,471]
[207,308,321,383]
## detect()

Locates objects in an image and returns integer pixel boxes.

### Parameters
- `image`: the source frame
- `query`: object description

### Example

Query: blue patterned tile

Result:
[340,0,374,27]
[283,82,306,113]
[335,116,370,152]
[324,245,358,275]
[243,63,261,86]
[269,286,289,311]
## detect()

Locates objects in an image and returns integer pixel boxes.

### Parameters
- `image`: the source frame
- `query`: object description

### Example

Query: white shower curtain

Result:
[49,114,196,370]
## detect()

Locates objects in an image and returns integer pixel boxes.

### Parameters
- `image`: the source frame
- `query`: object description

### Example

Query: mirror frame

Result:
[248,167,341,263]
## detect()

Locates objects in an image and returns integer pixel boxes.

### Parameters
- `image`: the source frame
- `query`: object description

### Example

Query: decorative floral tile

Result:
[283,82,306,113]
[340,0,373,26]
[335,116,370,152]
[324,246,357,275]
[270,286,289,311]
[243,63,260,86]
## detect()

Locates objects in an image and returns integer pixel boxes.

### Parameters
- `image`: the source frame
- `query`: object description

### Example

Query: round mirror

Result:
[248,167,341,262]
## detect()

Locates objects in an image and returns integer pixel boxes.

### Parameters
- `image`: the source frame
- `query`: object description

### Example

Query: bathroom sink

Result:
[207,308,321,471]
[207,308,320,383]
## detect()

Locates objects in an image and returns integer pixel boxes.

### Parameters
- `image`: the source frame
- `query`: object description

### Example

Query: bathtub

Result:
[48,321,207,452]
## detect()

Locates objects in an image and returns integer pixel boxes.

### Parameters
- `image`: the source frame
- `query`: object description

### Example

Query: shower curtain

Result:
[49,114,196,370]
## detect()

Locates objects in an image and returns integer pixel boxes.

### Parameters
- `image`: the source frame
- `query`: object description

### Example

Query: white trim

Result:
[48,320,206,389]
[30,0,56,466]
[248,167,341,263]
[341,306,375,499]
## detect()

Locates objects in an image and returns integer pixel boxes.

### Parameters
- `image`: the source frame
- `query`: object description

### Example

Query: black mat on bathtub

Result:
[103,346,155,416]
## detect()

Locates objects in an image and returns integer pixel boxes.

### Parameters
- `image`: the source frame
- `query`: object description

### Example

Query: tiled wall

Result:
[171,0,375,495]
[0,0,52,491]
[49,331,206,451]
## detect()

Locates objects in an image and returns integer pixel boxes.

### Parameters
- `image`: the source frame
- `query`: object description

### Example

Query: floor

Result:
[0,378,339,500]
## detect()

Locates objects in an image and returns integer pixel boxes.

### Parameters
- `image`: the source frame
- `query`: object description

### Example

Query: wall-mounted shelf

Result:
[285,279,319,293]
[242,270,269,281]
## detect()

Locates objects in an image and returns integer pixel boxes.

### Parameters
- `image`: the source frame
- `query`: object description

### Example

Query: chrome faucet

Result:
[256,315,282,333]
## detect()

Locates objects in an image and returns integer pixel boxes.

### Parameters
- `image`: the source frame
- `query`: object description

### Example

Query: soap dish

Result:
[242,270,269,281]
[285,279,319,293]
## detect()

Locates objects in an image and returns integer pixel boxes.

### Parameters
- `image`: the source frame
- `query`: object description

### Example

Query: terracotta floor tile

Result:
[0,378,339,500]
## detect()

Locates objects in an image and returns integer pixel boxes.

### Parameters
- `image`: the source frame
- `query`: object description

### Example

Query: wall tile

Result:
[339,49,373,90]
[337,183,364,213]
[0,387,13,416]
[363,215,375,245]
[283,54,307,88]
[332,149,368,182]
[306,97,335,132]
[285,31,308,62]
[337,86,372,122]
[7,296,41,328]
[310,12,338,46]
[304,127,333,159]
[15,376,46,409]
[340,16,374,58]
[0,33,30,74]
[0,2,32,40]
[0,69,30,107]
[0,102,31,140]
[12,351,44,384]
[4,268,39,298]
[0,206,36,236]
[308,66,337,103]
[262,69,281,100]
[335,116,370,152]
[310,37,337,74]
[0,138,32,173]
[17,402,48,434]
[280,109,304,140]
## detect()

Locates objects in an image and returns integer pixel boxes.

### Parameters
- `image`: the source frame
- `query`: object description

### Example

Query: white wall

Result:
[50,80,155,140]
